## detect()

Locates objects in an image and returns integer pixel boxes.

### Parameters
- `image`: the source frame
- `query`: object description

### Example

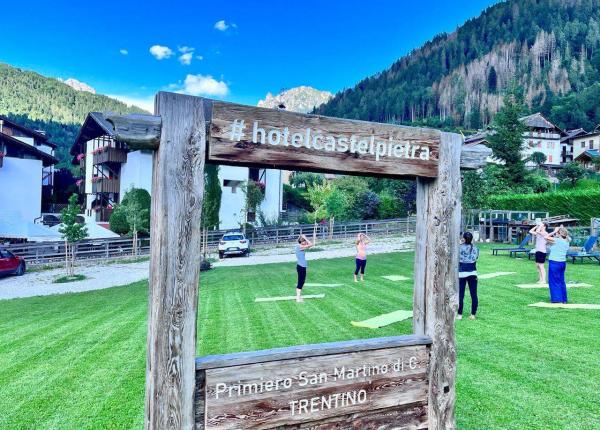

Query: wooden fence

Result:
[5,217,416,266]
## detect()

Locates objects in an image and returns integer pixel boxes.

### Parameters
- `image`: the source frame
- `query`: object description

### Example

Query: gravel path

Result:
[0,236,414,300]
[0,261,150,300]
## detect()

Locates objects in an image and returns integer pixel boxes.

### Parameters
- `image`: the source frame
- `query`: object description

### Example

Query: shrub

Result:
[378,192,407,218]
[486,189,600,222]
[109,206,129,235]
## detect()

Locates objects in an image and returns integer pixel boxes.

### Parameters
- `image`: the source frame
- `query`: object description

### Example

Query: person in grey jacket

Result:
[457,231,479,320]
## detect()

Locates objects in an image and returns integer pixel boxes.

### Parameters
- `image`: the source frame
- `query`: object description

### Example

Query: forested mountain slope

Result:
[0,63,147,167]
[316,0,600,132]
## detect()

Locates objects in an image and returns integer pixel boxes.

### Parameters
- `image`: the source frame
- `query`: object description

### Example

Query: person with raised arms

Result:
[295,234,313,302]
[354,233,371,282]
[529,222,550,284]
[457,232,479,321]
[546,226,571,304]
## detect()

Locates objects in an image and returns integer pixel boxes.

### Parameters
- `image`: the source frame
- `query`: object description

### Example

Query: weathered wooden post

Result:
[103,97,489,430]
[413,132,462,430]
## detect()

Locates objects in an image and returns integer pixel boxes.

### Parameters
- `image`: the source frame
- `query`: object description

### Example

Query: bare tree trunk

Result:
[64,239,69,275]
[313,220,317,244]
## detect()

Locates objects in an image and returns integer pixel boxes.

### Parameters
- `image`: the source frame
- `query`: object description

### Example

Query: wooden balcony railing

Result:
[93,147,127,165]
[92,178,120,194]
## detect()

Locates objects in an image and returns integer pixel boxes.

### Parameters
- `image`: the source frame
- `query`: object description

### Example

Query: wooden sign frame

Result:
[108,92,489,430]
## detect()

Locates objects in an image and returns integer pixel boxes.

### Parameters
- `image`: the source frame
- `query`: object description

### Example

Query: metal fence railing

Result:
[4,217,417,266]
[4,237,150,266]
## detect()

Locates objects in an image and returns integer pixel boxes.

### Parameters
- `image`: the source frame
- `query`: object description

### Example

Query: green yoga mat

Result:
[351,310,413,329]
[516,283,592,289]
[478,272,516,279]
[381,275,411,282]
[303,283,343,288]
[528,302,600,310]
[255,294,325,302]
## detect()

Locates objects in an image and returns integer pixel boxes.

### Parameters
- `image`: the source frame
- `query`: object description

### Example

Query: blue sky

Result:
[0,0,499,111]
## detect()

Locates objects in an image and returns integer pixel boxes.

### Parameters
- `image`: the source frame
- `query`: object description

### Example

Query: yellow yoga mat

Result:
[528,302,600,310]
[351,310,413,329]
[478,272,516,279]
[255,294,325,302]
[381,275,411,282]
[516,283,592,289]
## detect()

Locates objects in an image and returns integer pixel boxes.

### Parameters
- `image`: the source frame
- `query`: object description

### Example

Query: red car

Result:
[0,248,26,276]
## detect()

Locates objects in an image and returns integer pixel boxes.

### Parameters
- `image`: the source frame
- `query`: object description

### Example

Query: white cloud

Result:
[149,45,173,60]
[177,46,195,65]
[177,74,229,97]
[119,49,128,55]
[196,55,204,61]
[179,52,193,65]
[214,20,231,31]
[108,94,155,113]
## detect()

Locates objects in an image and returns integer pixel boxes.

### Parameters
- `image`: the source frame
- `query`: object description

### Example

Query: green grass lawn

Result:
[1,246,599,429]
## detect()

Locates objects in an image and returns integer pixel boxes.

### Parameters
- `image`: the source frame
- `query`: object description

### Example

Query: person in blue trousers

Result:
[546,226,571,303]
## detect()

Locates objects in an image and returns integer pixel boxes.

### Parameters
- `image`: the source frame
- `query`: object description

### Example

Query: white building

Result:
[572,130,600,172]
[464,113,566,172]
[0,116,58,223]
[519,113,563,167]
[71,112,283,228]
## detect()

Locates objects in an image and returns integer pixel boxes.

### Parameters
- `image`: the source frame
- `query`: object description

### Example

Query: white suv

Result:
[218,232,249,259]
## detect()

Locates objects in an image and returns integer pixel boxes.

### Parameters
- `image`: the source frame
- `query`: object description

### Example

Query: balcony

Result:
[93,147,127,165]
[92,177,120,194]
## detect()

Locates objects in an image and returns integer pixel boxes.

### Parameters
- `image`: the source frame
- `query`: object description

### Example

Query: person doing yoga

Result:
[354,233,371,282]
[295,234,313,302]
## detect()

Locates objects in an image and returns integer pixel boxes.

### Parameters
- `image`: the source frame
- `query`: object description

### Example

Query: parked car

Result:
[0,248,26,276]
[218,232,249,259]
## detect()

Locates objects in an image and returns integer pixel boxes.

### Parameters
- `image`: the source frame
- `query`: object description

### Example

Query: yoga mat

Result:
[351,310,413,329]
[304,283,344,288]
[528,302,600,310]
[516,283,592,289]
[381,275,411,282]
[255,294,325,302]
[478,272,516,279]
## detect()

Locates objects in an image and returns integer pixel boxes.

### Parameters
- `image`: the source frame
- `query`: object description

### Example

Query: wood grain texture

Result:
[459,143,492,170]
[145,92,206,430]
[207,101,440,178]
[413,132,462,430]
[196,335,431,370]
[105,114,162,150]
[199,345,430,430]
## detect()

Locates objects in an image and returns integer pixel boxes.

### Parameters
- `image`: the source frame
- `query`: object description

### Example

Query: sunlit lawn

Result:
[0,245,599,429]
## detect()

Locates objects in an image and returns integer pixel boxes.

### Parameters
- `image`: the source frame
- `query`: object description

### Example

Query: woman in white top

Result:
[529,222,549,284]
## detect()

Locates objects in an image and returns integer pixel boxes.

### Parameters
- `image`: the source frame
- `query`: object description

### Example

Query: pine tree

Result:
[488,86,528,186]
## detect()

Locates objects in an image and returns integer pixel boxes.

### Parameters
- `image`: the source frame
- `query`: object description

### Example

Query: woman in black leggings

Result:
[458,232,479,320]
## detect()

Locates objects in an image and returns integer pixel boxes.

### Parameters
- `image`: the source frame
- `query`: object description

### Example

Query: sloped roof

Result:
[519,113,561,131]
[574,149,600,161]
[560,128,587,143]
[70,112,117,157]
[464,129,493,145]
[0,132,58,166]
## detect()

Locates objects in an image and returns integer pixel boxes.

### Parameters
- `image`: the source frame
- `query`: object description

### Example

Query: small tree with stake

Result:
[59,194,88,276]
[123,196,149,256]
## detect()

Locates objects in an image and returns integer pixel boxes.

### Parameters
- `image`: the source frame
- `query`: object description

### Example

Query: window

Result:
[548,155,553,163]
[581,142,585,148]
[590,140,594,148]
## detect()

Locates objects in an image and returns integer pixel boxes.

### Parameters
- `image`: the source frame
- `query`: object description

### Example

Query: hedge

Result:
[486,189,600,222]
